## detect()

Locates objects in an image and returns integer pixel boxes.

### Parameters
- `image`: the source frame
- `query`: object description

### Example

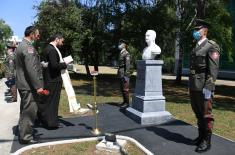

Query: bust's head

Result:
[145,30,156,45]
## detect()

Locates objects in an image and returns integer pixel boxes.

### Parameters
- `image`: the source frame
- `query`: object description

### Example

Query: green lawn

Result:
[21,141,146,155]
[59,73,235,141]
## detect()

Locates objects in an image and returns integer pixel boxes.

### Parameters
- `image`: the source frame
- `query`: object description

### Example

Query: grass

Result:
[21,141,146,155]
[163,79,235,141]
[59,73,235,141]
[22,141,98,155]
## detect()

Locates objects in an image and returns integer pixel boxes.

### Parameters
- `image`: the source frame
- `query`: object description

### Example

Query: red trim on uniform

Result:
[211,51,219,60]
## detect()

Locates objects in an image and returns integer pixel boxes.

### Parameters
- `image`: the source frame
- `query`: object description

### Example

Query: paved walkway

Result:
[0,65,234,154]
[0,78,20,155]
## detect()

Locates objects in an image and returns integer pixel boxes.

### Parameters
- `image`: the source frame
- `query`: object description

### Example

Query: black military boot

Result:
[120,102,129,109]
[192,129,204,146]
[195,131,211,153]
[120,97,129,109]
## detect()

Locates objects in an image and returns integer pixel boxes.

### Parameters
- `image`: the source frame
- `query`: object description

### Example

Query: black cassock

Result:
[38,44,67,128]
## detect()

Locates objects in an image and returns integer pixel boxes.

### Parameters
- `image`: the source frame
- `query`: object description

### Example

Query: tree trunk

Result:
[94,49,99,71]
[83,51,91,76]
[175,0,205,84]
[175,0,183,84]
[197,0,205,18]
[175,42,183,83]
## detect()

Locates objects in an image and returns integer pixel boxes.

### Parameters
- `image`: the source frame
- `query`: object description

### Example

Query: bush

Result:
[128,45,141,71]
[162,56,175,73]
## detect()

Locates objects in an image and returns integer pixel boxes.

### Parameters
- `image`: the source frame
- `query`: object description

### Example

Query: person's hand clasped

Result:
[41,61,48,68]
[202,88,212,99]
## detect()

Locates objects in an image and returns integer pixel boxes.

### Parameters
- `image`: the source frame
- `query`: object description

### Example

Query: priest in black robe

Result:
[38,33,67,129]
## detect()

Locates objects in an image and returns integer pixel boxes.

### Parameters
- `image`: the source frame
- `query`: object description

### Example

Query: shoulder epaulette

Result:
[208,40,218,46]
[208,40,220,52]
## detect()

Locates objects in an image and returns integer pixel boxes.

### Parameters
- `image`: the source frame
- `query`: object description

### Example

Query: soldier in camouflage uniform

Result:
[117,39,131,109]
[5,42,17,102]
[15,26,44,144]
[189,19,220,153]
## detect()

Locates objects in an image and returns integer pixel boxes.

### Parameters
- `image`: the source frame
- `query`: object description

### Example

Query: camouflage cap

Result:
[6,42,16,48]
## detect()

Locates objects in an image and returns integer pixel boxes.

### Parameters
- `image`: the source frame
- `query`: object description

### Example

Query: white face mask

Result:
[118,43,124,50]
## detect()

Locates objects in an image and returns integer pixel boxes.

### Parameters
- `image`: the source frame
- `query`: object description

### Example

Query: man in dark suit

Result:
[15,26,44,144]
[37,33,67,129]
[189,19,220,153]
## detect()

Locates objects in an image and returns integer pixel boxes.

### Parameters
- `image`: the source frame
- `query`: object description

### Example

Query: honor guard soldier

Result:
[117,39,131,109]
[15,26,44,144]
[5,42,17,102]
[189,19,220,153]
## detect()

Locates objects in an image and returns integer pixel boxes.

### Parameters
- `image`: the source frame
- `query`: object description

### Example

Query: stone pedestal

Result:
[127,60,171,125]
[96,139,127,155]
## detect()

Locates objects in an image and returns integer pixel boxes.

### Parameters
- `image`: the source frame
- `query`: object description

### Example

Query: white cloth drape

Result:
[52,44,80,112]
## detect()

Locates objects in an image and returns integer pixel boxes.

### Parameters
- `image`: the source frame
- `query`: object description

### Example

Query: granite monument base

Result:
[127,60,171,125]
[127,107,172,125]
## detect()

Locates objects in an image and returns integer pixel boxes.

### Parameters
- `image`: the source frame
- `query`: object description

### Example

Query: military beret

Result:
[119,39,128,45]
[193,19,210,30]
[6,42,16,48]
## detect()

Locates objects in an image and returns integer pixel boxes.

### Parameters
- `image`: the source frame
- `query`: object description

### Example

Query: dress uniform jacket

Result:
[15,39,43,90]
[15,38,44,143]
[117,49,131,78]
[189,39,220,92]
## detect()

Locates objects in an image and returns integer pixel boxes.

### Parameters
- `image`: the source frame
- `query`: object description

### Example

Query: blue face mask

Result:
[192,30,201,41]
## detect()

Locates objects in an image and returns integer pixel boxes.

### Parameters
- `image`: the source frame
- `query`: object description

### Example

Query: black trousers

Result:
[38,82,62,128]
[18,90,38,141]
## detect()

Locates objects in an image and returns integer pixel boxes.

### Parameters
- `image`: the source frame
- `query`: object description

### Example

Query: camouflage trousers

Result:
[120,77,129,104]
[10,84,17,102]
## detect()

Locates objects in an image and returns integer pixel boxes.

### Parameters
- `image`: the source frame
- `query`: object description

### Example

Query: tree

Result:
[175,0,195,83]
[34,0,83,60]
[34,0,233,77]
[80,0,177,70]
[175,0,233,83]
[0,19,13,57]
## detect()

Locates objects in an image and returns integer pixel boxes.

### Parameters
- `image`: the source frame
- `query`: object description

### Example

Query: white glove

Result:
[203,88,212,99]
[124,76,129,82]
[41,61,48,68]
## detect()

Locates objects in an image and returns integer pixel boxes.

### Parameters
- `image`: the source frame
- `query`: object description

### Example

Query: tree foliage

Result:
[175,0,233,83]
[78,0,178,69]
[34,0,83,60]
[0,19,13,57]
[34,0,233,73]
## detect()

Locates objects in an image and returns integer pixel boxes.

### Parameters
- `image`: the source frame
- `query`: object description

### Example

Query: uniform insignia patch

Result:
[211,51,219,60]
[28,47,34,53]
